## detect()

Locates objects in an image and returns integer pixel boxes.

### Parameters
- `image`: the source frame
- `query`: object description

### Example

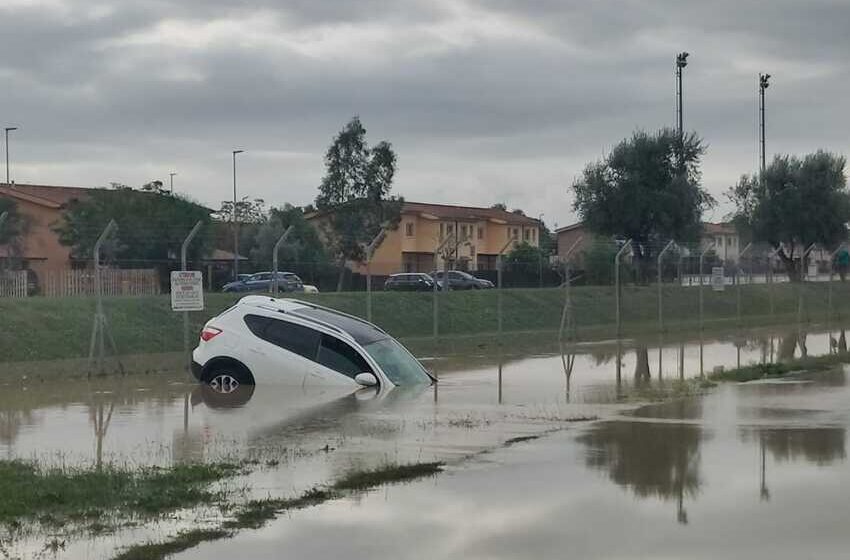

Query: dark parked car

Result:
[222,271,304,293]
[384,273,436,292]
[430,270,494,290]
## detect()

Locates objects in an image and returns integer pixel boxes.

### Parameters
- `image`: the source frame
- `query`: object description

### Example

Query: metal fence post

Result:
[181,221,203,370]
[87,220,121,375]
[699,245,712,331]
[364,229,386,323]
[799,243,816,325]
[559,236,583,340]
[272,225,294,296]
[657,240,676,332]
[615,239,633,337]
[737,243,752,325]
[497,238,514,336]
[768,245,783,316]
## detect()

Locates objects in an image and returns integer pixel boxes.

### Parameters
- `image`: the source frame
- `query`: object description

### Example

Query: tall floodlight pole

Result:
[169,172,177,193]
[675,52,689,143]
[232,150,244,281]
[759,73,771,176]
[5,127,18,185]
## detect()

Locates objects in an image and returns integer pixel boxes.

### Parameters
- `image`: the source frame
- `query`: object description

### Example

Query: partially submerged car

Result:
[192,296,434,390]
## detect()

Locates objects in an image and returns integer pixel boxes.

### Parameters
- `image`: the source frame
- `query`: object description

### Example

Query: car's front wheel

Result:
[204,361,255,393]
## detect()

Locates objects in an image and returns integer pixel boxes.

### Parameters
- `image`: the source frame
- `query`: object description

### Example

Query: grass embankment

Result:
[709,352,850,383]
[0,460,242,533]
[3,282,850,364]
[114,462,444,560]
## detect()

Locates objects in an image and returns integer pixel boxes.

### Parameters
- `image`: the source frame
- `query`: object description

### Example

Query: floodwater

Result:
[1,324,849,559]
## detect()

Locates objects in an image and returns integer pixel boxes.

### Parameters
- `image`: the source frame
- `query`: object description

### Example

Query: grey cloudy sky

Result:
[2,0,848,227]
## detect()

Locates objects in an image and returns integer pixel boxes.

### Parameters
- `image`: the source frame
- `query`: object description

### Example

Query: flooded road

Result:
[1,325,849,558]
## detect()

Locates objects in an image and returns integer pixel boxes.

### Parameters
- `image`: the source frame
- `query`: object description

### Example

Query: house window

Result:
[478,226,484,240]
[727,237,733,247]
[461,224,468,239]
[447,224,454,236]
[511,228,518,240]
[532,229,537,242]
[524,229,530,241]
[405,222,414,237]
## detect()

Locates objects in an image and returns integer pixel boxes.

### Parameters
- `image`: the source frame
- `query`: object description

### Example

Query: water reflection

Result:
[579,404,704,524]
[741,428,846,466]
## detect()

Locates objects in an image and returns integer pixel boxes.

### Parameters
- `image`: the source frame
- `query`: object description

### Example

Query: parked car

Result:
[429,270,494,290]
[222,271,304,293]
[384,273,436,292]
[192,296,435,391]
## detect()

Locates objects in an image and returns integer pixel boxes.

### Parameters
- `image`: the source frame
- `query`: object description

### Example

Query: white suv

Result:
[192,296,434,391]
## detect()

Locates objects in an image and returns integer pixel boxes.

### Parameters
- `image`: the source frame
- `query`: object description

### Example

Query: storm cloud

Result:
[2,0,848,225]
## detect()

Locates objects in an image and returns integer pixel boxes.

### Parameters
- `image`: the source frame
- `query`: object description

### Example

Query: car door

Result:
[242,314,324,384]
[313,333,375,387]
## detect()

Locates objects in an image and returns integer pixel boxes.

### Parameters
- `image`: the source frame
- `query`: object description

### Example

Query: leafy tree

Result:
[572,128,714,278]
[0,197,27,252]
[505,241,545,278]
[217,197,267,224]
[316,116,403,290]
[141,180,169,195]
[250,204,329,271]
[55,189,213,265]
[490,202,507,211]
[728,151,850,281]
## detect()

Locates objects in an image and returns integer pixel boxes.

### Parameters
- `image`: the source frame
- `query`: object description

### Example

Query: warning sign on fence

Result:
[170,271,204,311]
[711,267,725,292]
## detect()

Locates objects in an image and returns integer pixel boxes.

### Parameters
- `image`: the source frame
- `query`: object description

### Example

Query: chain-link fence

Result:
[3,221,850,373]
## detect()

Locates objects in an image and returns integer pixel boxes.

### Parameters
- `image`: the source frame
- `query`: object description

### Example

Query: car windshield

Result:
[362,338,432,386]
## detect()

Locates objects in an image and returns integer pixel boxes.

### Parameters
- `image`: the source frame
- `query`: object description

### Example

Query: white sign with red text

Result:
[170,271,204,311]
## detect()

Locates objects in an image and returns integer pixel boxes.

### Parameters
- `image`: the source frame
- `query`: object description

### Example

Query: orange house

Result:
[0,184,91,281]
[308,201,542,276]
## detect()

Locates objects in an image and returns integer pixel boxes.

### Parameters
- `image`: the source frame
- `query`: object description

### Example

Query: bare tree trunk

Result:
[634,346,650,384]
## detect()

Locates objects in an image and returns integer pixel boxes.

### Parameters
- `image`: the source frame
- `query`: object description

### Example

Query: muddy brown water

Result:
[1,325,848,559]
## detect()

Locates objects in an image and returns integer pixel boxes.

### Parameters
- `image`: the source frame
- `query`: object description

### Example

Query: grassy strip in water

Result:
[118,462,444,560]
[709,352,849,383]
[0,460,242,530]
[112,529,232,560]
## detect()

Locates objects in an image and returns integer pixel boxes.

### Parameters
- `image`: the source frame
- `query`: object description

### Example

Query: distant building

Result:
[307,201,542,275]
[555,221,743,265]
[0,184,90,279]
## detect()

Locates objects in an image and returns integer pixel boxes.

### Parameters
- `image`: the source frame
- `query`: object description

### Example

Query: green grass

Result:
[709,352,850,382]
[3,282,850,364]
[0,460,242,530]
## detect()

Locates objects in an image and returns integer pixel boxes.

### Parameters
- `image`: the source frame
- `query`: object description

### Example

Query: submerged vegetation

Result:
[709,352,849,383]
[115,462,444,560]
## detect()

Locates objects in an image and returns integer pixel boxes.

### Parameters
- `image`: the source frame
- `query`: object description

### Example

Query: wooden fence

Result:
[42,269,160,297]
[0,270,27,298]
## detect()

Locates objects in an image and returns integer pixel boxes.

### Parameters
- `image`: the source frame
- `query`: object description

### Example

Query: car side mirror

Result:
[355,372,378,387]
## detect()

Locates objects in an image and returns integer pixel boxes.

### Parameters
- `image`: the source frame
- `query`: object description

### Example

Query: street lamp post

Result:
[675,52,689,143]
[759,73,771,175]
[232,150,244,281]
[169,172,177,193]
[5,127,18,185]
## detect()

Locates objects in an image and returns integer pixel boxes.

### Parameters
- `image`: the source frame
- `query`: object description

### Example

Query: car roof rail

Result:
[284,298,389,335]
[286,312,354,340]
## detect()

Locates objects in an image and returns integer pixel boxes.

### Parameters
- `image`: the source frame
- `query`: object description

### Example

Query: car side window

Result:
[449,271,462,280]
[316,334,373,378]
[243,315,320,360]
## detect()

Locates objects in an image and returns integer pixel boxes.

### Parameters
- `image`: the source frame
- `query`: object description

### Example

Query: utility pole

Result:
[5,127,18,185]
[169,172,177,193]
[759,73,771,176]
